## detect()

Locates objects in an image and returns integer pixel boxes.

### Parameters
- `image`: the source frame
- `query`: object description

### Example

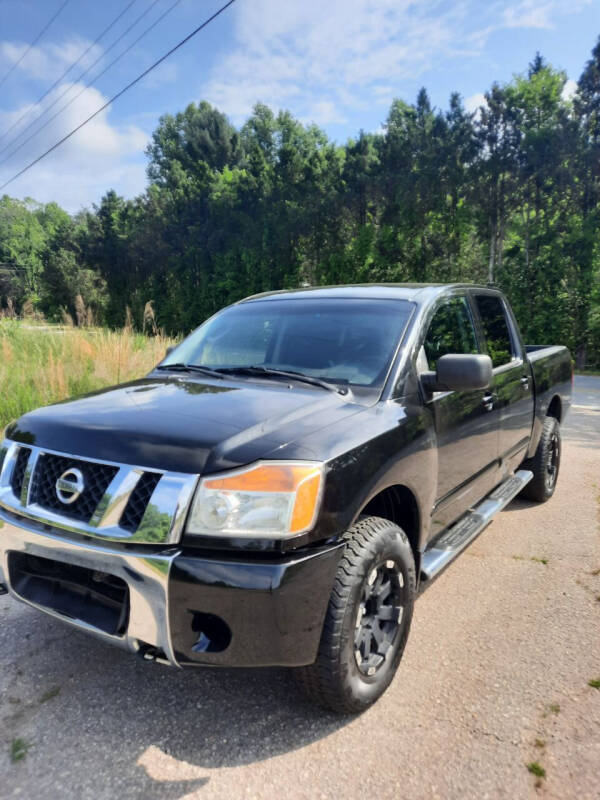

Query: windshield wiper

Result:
[155,363,224,379]
[215,365,348,395]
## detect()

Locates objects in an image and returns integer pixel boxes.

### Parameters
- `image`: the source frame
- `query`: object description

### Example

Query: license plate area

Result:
[7,552,130,636]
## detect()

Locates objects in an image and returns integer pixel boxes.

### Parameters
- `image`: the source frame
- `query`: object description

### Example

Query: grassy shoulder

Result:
[0,321,178,430]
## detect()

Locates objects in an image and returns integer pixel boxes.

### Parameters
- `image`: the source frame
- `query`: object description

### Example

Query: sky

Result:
[0,0,598,212]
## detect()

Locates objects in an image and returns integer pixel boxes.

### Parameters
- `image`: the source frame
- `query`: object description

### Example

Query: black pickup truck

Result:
[0,284,572,712]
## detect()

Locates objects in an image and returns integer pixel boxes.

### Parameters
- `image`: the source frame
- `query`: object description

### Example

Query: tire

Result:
[520,416,561,503]
[295,516,416,714]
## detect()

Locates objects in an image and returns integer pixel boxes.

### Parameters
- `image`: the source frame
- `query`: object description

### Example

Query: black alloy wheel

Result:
[545,429,560,491]
[521,415,562,503]
[295,515,416,714]
[354,559,404,677]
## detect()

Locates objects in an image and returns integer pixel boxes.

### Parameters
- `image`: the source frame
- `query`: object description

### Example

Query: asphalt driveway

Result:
[1,376,599,799]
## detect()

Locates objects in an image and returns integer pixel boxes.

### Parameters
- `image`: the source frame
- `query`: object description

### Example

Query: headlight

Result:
[186,461,324,538]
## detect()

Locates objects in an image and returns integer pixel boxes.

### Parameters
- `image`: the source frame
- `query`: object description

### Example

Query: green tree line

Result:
[1,42,600,367]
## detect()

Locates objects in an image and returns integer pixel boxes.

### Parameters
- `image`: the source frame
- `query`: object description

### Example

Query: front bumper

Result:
[0,511,342,668]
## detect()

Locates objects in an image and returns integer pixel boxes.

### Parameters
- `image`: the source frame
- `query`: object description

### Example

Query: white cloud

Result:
[502,0,592,28]
[465,92,488,114]
[502,1,555,29]
[0,37,103,82]
[561,78,578,101]
[301,100,348,126]
[0,84,149,212]
[201,0,585,127]
[202,0,466,121]
[3,158,147,214]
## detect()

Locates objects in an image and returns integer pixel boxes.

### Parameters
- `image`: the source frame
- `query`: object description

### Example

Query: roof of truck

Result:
[240,283,498,304]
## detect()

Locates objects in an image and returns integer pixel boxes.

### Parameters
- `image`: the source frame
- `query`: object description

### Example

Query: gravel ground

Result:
[1,377,599,800]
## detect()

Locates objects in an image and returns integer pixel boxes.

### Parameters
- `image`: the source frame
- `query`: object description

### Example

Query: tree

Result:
[146,101,242,187]
[0,196,46,307]
[2,41,600,367]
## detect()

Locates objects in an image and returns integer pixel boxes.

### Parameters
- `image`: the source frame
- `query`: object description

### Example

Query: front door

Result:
[419,296,500,538]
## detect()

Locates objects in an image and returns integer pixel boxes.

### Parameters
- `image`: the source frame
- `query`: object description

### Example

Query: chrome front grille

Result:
[0,442,198,545]
[120,471,162,533]
[30,453,118,523]
[10,446,30,501]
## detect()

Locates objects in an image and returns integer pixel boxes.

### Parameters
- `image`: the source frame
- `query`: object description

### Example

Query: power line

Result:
[0,0,182,170]
[0,0,163,162]
[0,0,139,145]
[0,0,70,91]
[0,0,179,168]
[0,0,238,191]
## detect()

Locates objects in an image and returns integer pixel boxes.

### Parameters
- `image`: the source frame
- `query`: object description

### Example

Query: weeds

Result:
[588,678,600,689]
[0,322,178,429]
[10,738,29,763]
[512,555,548,564]
[526,761,546,779]
[39,686,61,703]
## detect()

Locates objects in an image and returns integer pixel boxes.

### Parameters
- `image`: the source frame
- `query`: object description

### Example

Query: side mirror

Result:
[165,346,175,357]
[421,354,493,393]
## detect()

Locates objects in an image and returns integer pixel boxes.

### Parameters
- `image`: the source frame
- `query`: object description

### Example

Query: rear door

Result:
[418,295,500,537]
[471,292,534,474]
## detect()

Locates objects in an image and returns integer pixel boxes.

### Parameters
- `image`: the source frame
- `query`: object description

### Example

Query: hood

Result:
[7,375,365,474]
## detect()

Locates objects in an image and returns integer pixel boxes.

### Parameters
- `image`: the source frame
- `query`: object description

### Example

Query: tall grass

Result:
[0,322,178,430]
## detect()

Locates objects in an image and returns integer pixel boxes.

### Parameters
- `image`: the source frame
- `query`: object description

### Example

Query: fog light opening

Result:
[191,612,232,653]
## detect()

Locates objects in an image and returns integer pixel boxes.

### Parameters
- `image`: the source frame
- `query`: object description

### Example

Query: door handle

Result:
[482,393,495,412]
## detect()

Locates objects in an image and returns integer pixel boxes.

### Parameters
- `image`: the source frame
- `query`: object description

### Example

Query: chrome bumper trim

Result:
[0,440,198,546]
[0,510,181,665]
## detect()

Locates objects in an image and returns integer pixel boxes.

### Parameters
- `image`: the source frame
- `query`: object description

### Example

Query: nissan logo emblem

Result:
[55,468,85,505]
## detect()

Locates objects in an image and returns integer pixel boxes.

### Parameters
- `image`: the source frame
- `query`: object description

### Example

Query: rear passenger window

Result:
[475,295,515,368]
[423,297,479,370]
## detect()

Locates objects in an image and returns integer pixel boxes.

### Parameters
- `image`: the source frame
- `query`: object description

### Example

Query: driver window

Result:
[423,297,479,371]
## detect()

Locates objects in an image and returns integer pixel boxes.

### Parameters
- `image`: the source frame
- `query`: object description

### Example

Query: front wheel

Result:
[520,416,561,503]
[295,516,416,714]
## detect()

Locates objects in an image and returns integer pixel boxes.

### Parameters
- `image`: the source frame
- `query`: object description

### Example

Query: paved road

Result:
[563,374,600,447]
[1,378,599,799]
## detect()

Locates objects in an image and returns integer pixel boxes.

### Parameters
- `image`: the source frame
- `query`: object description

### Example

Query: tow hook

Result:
[137,644,171,666]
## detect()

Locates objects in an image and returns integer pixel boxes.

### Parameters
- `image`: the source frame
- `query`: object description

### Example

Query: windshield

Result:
[161,297,413,389]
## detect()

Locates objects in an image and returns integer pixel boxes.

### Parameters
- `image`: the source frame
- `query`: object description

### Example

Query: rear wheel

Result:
[295,516,416,714]
[521,416,561,502]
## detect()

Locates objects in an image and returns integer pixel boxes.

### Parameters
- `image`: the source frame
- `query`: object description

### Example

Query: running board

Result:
[420,469,533,584]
